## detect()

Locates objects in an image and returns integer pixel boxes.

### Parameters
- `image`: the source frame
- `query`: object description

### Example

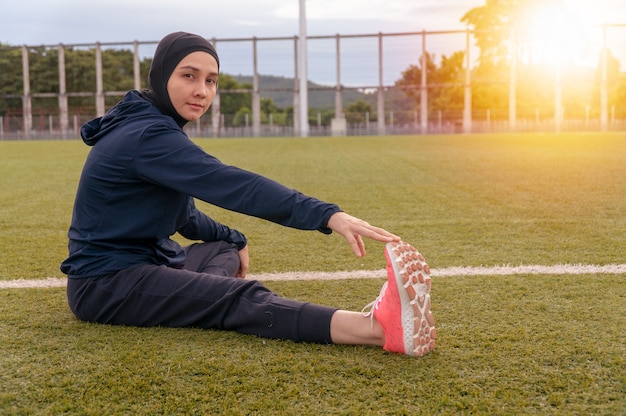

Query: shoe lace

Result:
[361,282,387,328]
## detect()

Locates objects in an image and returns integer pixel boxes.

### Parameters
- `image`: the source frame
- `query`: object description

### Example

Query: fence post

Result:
[377,32,385,135]
[293,36,300,136]
[463,27,472,133]
[334,34,343,119]
[509,27,517,131]
[58,44,69,138]
[211,38,221,137]
[555,59,562,133]
[330,34,347,136]
[600,24,608,132]
[420,30,428,134]
[133,40,141,91]
[21,45,32,139]
[535,108,539,127]
[252,37,261,137]
[438,111,442,133]
[298,0,309,137]
[95,42,105,116]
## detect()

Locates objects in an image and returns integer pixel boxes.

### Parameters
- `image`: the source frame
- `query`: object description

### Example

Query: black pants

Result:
[67,241,336,343]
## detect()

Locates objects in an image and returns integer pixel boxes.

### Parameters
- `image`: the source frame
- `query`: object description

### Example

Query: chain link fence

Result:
[1,24,625,139]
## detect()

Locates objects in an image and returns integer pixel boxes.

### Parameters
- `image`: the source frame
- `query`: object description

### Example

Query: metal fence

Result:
[1,24,625,139]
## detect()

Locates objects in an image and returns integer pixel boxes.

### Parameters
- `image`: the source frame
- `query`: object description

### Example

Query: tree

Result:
[593,48,622,113]
[462,0,624,120]
[260,97,289,125]
[461,0,566,65]
[395,52,437,104]
[0,44,23,115]
[344,99,375,124]
[232,106,252,127]
[430,51,465,111]
[395,51,465,113]
[216,74,251,119]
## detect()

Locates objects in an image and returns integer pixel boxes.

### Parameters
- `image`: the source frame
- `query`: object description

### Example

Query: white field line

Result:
[1,264,625,289]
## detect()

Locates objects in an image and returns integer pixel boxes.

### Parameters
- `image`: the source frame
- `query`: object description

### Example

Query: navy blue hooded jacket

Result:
[61,90,341,278]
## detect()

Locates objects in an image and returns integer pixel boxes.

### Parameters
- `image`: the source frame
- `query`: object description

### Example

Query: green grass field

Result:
[1,133,625,414]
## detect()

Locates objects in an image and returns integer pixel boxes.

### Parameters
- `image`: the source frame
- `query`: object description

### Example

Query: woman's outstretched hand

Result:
[327,212,401,257]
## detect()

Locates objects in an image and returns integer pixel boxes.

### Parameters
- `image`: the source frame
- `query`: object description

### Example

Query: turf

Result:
[1,133,625,279]
[0,133,625,414]
[1,275,624,415]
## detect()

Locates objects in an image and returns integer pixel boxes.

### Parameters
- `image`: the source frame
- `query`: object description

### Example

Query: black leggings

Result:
[66,241,337,343]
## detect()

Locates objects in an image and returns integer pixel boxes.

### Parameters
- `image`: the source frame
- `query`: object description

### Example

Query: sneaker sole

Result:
[386,241,436,356]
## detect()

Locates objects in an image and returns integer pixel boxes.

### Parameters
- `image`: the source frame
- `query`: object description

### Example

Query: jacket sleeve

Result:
[134,127,342,233]
[177,198,247,249]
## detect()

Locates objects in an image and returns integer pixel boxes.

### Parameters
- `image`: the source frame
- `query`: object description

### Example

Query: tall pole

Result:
[335,34,342,119]
[420,31,427,134]
[377,32,385,135]
[463,27,472,133]
[293,36,300,134]
[600,23,608,132]
[298,0,309,137]
[21,45,32,138]
[509,27,517,131]
[252,37,261,137]
[211,38,221,137]
[95,42,105,117]
[555,59,562,133]
[58,44,69,137]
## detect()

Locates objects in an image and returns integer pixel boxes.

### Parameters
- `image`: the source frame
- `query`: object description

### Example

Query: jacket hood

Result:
[81,90,157,146]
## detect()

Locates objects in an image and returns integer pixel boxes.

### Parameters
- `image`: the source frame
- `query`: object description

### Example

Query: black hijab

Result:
[143,32,219,127]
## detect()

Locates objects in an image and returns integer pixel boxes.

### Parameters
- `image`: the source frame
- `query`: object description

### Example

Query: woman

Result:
[61,32,435,357]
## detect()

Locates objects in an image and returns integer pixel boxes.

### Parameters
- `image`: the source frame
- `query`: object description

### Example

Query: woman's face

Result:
[166,51,219,122]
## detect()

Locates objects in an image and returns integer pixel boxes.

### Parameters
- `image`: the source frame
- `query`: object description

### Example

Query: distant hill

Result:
[231,74,377,110]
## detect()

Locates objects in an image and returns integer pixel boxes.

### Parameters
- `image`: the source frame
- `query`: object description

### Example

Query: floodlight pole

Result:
[298,0,309,137]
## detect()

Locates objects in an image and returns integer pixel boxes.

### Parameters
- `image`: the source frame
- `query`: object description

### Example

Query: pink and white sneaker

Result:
[364,241,436,356]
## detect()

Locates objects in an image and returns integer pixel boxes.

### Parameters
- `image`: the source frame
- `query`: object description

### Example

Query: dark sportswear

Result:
[60,90,341,278]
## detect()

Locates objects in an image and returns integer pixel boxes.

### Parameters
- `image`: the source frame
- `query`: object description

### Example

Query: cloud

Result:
[272,0,475,23]
[1,0,624,47]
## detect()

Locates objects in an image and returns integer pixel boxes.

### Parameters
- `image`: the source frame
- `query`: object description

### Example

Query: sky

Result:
[1,0,625,86]
[2,0,487,45]
[2,0,625,46]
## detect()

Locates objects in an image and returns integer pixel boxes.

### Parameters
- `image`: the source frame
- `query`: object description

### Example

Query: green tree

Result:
[216,74,251,119]
[430,51,465,111]
[308,108,335,127]
[395,51,465,113]
[345,99,375,124]
[395,52,437,104]
[460,0,567,65]
[0,45,23,115]
[232,106,251,127]
[470,60,509,116]
[462,0,623,120]
[593,49,622,113]
[260,97,289,125]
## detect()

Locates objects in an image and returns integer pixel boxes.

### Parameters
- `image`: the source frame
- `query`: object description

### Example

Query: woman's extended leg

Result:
[330,310,385,346]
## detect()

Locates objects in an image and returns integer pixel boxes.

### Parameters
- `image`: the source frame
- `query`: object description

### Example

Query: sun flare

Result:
[516,0,599,67]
